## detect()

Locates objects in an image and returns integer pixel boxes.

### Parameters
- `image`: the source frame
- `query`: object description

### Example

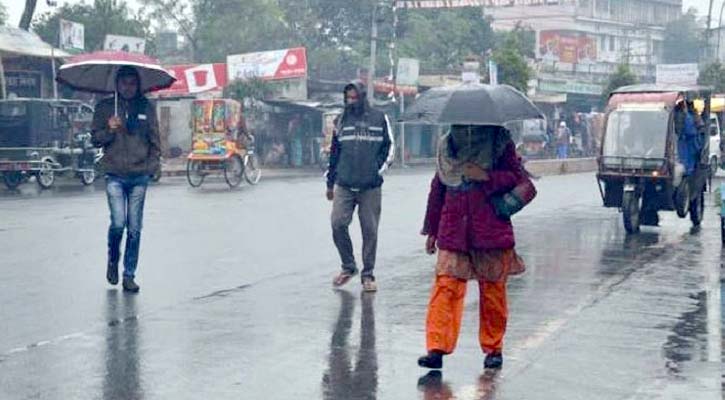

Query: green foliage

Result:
[602,64,637,104]
[32,0,152,53]
[491,32,532,92]
[698,62,725,92]
[663,8,703,64]
[397,9,495,73]
[223,78,274,102]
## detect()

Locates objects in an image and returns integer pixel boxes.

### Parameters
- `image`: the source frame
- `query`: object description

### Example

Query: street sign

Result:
[656,63,699,86]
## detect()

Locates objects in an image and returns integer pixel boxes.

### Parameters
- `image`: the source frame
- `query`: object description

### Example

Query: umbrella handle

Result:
[114,91,118,117]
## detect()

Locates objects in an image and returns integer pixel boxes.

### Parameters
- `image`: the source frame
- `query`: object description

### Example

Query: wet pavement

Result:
[0,171,722,399]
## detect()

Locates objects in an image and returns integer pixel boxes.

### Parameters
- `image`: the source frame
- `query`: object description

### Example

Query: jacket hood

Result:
[343,80,368,114]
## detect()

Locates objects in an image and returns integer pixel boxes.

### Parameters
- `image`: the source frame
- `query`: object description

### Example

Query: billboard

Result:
[156,64,228,96]
[59,19,84,51]
[538,30,597,64]
[227,47,307,82]
[104,34,146,53]
[396,58,420,86]
[656,63,699,86]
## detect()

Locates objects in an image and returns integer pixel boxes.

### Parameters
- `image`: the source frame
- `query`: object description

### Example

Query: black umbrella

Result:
[400,83,544,126]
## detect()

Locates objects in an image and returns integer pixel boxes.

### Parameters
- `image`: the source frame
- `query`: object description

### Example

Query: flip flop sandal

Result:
[333,271,356,287]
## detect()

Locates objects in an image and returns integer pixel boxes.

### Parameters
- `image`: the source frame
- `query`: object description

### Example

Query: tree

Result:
[139,0,198,60]
[698,62,725,92]
[491,32,531,92]
[19,0,37,30]
[33,0,152,53]
[0,1,8,26]
[397,8,495,73]
[663,8,703,63]
[602,64,637,103]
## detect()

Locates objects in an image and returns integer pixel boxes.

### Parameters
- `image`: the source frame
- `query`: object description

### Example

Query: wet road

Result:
[0,171,722,399]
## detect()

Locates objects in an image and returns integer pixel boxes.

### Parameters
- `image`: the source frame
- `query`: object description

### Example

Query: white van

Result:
[709,114,721,174]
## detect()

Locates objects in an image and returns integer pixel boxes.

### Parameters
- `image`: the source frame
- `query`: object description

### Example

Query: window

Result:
[609,35,615,52]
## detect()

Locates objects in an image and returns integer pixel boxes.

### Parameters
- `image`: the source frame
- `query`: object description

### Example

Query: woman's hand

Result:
[462,163,490,181]
[425,235,437,255]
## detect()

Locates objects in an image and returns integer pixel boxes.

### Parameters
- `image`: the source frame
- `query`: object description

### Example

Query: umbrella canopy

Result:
[57,51,175,93]
[400,83,544,126]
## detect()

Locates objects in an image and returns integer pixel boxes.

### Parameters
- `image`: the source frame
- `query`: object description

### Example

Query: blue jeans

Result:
[105,174,150,279]
[557,144,569,159]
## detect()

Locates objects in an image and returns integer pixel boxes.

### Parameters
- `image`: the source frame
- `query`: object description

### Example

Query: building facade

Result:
[484,0,683,102]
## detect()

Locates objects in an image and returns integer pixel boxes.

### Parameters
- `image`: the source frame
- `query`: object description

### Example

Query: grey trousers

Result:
[331,185,382,279]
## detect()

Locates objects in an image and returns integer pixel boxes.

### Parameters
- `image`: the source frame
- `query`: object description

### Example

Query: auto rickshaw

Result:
[186,99,261,188]
[0,99,99,190]
[597,84,712,233]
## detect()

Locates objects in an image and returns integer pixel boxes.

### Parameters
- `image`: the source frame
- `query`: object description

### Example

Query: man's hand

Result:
[326,189,334,201]
[425,235,437,255]
[462,163,489,181]
[108,116,122,132]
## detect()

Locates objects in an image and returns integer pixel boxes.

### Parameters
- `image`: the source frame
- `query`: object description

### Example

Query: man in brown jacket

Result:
[91,66,160,293]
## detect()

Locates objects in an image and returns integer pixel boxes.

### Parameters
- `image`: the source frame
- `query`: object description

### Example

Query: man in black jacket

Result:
[91,66,161,293]
[326,80,394,292]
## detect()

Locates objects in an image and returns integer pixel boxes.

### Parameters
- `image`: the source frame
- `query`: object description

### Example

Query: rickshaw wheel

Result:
[3,172,23,190]
[186,159,205,187]
[80,170,95,186]
[36,161,55,189]
[689,191,704,226]
[674,180,690,218]
[243,154,262,185]
[622,191,641,234]
[224,154,244,188]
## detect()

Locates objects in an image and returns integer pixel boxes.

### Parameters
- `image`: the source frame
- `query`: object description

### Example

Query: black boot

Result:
[484,352,503,369]
[418,351,444,369]
[122,277,140,293]
[106,261,119,285]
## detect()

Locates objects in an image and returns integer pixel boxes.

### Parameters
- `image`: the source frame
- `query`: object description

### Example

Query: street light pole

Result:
[717,0,725,62]
[368,2,378,101]
[707,0,716,61]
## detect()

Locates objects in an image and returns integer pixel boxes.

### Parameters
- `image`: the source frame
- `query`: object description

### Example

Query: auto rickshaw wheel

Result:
[224,155,244,188]
[3,172,23,190]
[674,180,690,218]
[80,170,95,186]
[186,159,205,187]
[689,191,704,226]
[622,191,641,234]
[36,160,55,189]
[243,153,262,185]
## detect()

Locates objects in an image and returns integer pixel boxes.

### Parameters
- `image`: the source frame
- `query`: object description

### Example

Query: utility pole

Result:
[706,0,716,61]
[368,2,379,101]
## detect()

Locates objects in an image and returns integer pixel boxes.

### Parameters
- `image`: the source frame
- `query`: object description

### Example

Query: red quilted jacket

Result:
[421,142,526,252]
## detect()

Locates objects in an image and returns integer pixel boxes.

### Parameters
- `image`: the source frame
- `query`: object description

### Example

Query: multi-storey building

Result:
[484,0,683,105]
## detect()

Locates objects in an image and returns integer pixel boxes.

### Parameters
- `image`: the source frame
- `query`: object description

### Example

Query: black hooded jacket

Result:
[326,80,394,190]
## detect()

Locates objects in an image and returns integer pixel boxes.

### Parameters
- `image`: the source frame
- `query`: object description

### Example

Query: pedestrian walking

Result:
[556,121,571,159]
[325,80,395,292]
[91,66,161,292]
[417,125,536,370]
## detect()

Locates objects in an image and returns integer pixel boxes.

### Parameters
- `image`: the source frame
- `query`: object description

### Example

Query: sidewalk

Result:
[160,157,598,181]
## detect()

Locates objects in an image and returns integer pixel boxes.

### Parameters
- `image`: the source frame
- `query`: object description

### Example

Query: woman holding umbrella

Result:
[58,52,175,293]
[401,84,540,370]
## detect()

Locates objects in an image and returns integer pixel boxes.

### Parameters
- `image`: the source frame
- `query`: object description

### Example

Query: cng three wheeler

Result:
[597,85,712,233]
[0,99,100,190]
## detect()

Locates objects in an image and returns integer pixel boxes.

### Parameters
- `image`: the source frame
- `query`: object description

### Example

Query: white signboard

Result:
[104,34,146,54]
[656,63,699,86]
[59,19,84,51]
[227,48,307,81]
[396,58,419,86]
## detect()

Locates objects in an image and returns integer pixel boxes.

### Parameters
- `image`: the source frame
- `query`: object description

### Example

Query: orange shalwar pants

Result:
[425,275,508,355]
